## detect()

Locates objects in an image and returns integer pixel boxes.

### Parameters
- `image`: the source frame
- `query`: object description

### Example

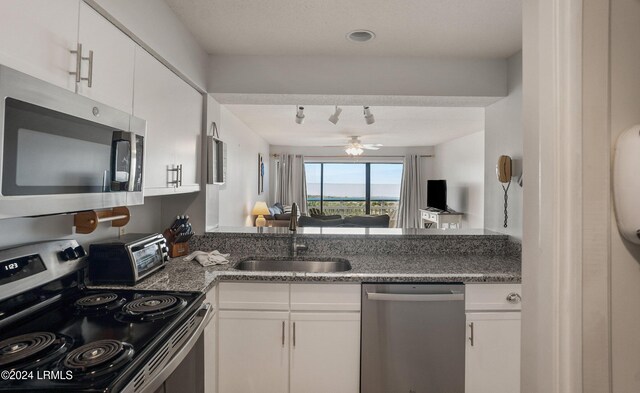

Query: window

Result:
[305,162,403,220]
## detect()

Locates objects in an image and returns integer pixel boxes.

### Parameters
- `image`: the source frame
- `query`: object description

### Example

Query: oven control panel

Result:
[0,253,46,284]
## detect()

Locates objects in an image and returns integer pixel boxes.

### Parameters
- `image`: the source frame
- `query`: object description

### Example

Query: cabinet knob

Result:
[506,292,521,304]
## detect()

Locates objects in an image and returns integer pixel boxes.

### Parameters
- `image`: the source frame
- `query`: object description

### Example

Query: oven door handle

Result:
[138,302,213,393]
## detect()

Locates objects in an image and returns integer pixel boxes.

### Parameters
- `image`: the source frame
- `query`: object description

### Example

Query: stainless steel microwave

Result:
[0,65,145,219]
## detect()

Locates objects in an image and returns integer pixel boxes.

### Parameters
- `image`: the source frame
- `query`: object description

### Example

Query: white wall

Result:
[484,52,523,239]
[610,0,640,390]
[208,55,508,98]
[91,0,208,90]
[205,96,222,230]
[268,145,435,207]
[216,105,270,227]
[430,132,485,228]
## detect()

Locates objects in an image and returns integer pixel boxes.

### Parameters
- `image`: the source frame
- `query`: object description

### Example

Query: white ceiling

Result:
[165,0,522,58]
[224,105,484,147]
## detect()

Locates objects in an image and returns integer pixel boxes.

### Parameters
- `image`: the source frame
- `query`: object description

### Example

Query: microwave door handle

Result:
[111,131,135,191]
[127,134,137,191]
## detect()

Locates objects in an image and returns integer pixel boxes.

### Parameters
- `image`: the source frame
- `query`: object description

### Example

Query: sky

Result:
[305,163,403,184]
[305,163,403,199]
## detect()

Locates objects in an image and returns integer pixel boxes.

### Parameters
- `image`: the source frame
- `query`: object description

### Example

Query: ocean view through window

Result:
[305,162,403,223]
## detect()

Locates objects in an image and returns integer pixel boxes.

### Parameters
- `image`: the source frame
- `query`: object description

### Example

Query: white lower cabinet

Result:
[289,312,360,393]
[465,284,522,393]
[216,283,361,393]
[465,312,521,393]
[218,310,289,393]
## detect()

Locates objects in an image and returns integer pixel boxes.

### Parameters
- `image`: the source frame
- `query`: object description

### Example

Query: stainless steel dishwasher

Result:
[361,283,465,393]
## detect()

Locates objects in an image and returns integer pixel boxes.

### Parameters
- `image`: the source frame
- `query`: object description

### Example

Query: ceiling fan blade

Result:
[362,146,381,150]
[323,145,349,148]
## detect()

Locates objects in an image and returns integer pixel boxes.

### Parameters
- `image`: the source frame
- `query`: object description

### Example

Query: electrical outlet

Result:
[119,226,126,237]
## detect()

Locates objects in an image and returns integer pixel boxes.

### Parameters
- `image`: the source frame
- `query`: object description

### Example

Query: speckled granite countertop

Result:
[91,252,521,294]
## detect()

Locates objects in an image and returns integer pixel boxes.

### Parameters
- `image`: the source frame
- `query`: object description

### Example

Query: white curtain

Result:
[275,154,308,214]
[396,155,423,228]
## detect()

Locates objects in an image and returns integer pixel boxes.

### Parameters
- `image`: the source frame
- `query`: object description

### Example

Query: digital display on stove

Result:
[132,244,163,276]
[0,254,46,284]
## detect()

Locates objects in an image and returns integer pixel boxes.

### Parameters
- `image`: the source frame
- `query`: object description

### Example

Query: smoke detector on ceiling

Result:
[346,30,376,43]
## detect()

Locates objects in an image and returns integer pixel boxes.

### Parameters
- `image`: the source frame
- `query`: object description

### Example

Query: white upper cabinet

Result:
[171,72,202,192]
[0,0,79,91]
[77,2,135,114]
[133,47,176,192]
[133,46,202,196]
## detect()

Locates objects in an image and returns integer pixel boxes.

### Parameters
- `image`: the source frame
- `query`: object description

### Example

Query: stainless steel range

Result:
[0,240,211,393]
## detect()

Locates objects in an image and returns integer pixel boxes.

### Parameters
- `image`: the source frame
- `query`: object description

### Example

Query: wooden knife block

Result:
[162,229,190,258]
[168,242,189,258]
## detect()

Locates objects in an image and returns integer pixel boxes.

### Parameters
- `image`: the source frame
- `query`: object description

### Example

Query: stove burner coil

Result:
[76,293,118,307]
[0,332,69,368]
[74,293,126,315]
[63,339,133,376]
[119,295,186,322]
[123,295,178,313]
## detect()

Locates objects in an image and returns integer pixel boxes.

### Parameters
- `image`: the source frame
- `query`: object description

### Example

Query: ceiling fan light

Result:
[295,105,305,124]
[345,146,364,156]
[363,106,375,125]
[328,106,342,125]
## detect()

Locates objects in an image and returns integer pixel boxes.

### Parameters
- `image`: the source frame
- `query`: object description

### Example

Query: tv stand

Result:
[420,208,463,229]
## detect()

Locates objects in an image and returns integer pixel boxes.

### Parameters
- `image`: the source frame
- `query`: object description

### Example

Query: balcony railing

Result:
[306,198,399,220]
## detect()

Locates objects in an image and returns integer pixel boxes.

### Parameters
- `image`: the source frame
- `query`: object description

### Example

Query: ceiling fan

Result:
[325,136,383,156]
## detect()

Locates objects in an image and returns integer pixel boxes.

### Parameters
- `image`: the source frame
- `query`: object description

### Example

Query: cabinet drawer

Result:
[465,284,522,311]
[219,282,289,310]
[291,284,360,311]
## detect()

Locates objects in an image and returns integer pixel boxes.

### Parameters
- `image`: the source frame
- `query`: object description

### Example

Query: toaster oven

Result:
[88,233,169,285]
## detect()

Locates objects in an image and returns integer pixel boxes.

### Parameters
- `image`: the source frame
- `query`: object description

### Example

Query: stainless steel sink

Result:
[234,258,352,273]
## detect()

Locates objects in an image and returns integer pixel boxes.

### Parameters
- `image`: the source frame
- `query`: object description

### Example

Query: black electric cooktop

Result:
[0,287,203,392]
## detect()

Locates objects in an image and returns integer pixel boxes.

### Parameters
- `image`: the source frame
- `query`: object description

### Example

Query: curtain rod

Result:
[271,154,433,158]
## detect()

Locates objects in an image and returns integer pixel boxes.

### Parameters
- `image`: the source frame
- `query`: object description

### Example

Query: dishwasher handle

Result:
[366,291,464,302]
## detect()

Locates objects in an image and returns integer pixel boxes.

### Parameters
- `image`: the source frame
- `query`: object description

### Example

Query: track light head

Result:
[328,106,342,125]
[363,106,375,125]
[295,106,305,124]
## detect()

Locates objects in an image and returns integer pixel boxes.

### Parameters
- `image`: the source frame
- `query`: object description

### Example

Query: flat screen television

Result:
[427,180,447,211]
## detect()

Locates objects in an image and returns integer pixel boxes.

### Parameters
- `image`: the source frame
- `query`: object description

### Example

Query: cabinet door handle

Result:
[81,50,94,87]
[506,292,521,304]
[167,166,180,187]
[281,321,285,347]
[178,164,183,187]
[69,43,82,82]
[469,322,474,346]
[293,322,296,347]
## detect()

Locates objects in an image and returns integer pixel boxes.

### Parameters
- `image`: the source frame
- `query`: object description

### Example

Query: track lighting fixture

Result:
[328,106,342,125]
[363,106,375,125]
[295,106,305,124]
